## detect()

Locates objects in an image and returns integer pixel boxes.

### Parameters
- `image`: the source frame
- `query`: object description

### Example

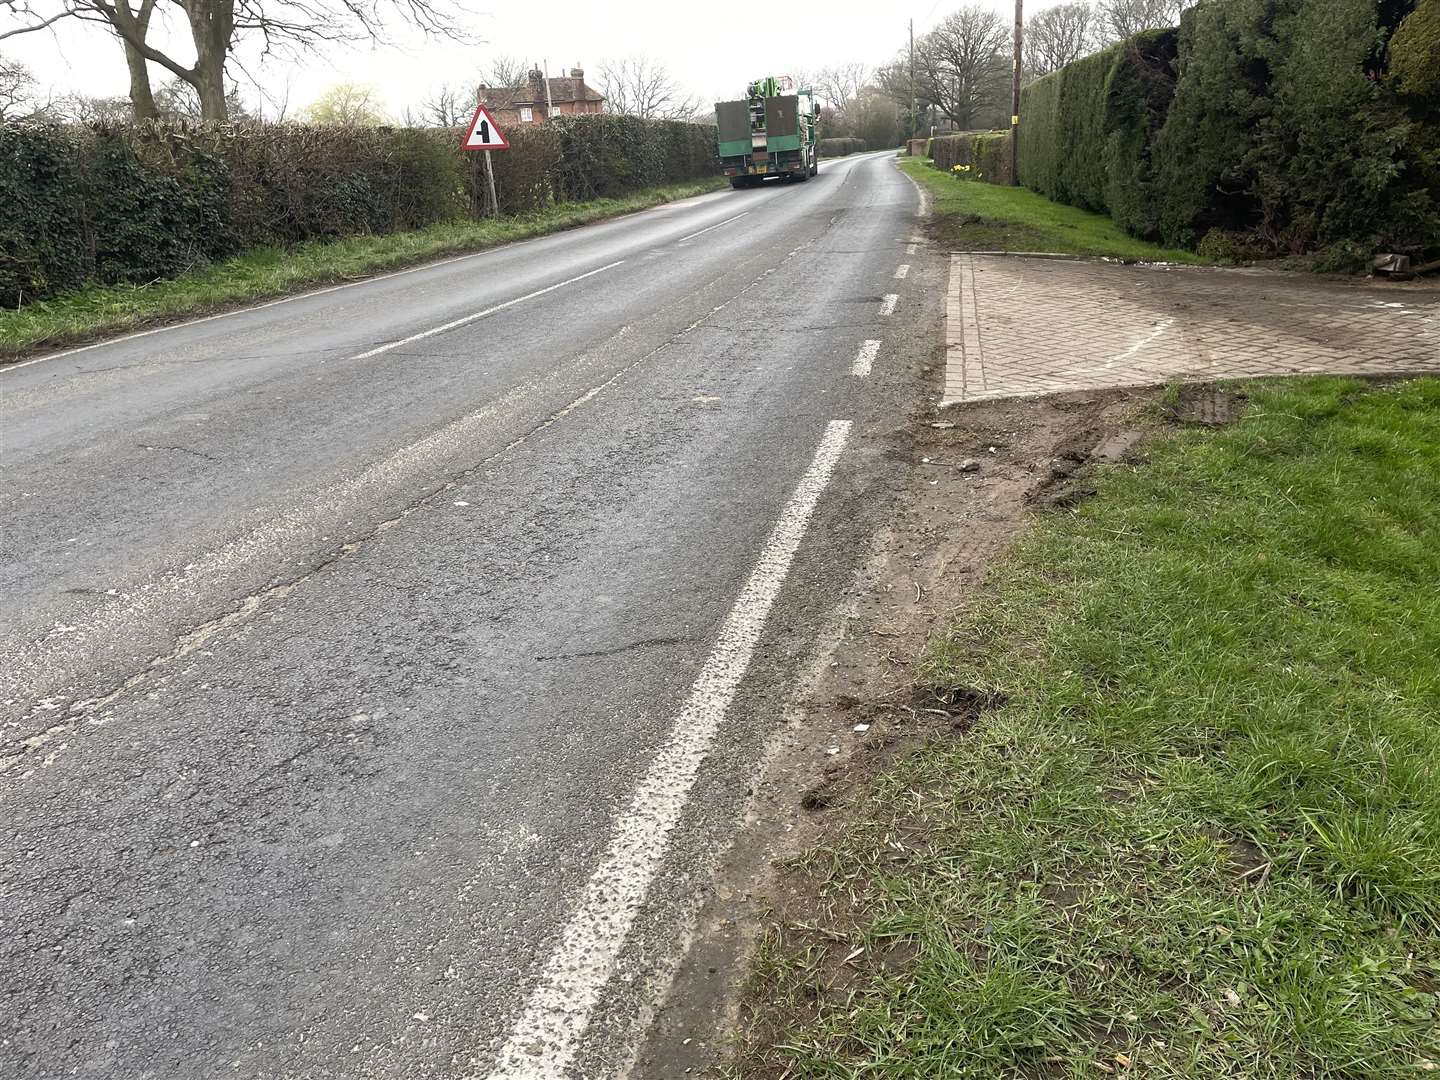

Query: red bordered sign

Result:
[462,104,510,151]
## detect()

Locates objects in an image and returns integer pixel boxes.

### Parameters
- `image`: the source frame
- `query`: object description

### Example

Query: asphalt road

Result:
[0,150,935,1079]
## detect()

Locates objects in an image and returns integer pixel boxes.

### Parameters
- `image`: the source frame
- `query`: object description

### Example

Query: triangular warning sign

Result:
[462,104,510,150]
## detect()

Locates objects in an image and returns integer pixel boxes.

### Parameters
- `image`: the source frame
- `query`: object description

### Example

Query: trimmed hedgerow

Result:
[819,137,867,157]
[1016,0,1437,261]
[0,114,719,307]
[928,131,1012,184]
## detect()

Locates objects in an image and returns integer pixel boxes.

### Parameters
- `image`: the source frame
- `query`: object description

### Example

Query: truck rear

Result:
[715,76,819,188]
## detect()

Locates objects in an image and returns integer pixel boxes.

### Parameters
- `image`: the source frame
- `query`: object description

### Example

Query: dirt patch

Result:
[1165,385,1249,427]
[628,379,1183,1078]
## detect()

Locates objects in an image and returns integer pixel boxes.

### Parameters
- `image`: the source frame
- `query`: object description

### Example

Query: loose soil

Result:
[630,381,1169,1078]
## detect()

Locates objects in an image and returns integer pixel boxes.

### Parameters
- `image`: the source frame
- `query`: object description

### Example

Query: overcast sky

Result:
[7,0,1028,118]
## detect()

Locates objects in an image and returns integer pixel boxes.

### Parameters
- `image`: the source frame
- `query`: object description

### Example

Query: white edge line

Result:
[881,294,899,316]
[480,419,853,1080]
[5,191,736,373]
[676,211,750,244]
[350,261,625,361]
[852,339,881,378]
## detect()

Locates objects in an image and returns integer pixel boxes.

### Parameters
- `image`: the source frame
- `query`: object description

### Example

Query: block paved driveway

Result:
[944,253,1440,403]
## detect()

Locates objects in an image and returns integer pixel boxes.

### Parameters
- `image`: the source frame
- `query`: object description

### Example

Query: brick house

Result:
[479,66,605,127]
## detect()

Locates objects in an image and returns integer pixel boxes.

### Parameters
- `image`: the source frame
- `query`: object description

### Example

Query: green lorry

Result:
[715,76,820,188]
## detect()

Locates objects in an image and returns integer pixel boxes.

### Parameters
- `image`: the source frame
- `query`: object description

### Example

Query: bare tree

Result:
[155,74,251,120]
[916,3,1013,130]
[1097,0,1185,43]
[1026,2,1102,76]
[474,55,526,114]
[0,0,471,122]
[814,62,869,136]
[597,55,703,121]
[0,51,37,117]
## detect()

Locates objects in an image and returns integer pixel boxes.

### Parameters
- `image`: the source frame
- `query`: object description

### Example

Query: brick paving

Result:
[943,254,1440,404]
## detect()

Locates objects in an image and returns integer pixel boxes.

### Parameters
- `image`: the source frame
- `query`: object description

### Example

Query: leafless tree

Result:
[0,0,473,122]
[1097,0,1185,43]
[814,62,868,133]
[0,51,37,117]
[474,55,526,114]
[155,74,251,120]
[597,55,703,122]
[48,91,132,121]
[402,83,466,126]
[916,3,1012,130]
[1026,1,1102,76]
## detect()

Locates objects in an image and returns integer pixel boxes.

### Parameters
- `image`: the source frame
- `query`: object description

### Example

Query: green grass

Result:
[0,177,728,361]
[740,377,1440,1078]
[901,158,1203,263]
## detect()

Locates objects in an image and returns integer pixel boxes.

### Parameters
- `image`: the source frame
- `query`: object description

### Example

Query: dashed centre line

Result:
[482,420,854,1080]
[881,294,899,316]
[894,264,911,279]
[852,340,881,377]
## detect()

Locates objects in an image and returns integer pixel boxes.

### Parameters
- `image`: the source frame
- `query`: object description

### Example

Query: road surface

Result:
[0,151,933,1078]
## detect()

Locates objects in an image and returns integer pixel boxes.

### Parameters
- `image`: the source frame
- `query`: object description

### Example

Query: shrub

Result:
[929,131,1012,183]
[0,114,719,306]
[819,137,866,157]
[0,124,88,307]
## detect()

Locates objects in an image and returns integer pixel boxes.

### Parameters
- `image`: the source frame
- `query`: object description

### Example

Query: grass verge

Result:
[0,177,729,362]
[738,377,1440,1077]
[900,157,1202,263]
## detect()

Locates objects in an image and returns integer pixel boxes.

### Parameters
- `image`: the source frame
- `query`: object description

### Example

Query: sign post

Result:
[461,104,511,219]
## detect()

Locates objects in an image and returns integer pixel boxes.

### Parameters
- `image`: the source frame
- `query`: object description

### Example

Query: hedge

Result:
[1014,0,1437,260]
[929,131,1013,183]
[819,137,867,157]
[0,115,718,308]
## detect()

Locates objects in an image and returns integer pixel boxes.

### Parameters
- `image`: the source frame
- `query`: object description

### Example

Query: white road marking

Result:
[1108,318,1174,367]
[881,294,899,316]
[350,262,625,360]
[906,243,919,255]
[676,211,750,244]
[852,339,881,377]
[894,264,911,279]
[3,189,740,374]
[483,420,853,1080]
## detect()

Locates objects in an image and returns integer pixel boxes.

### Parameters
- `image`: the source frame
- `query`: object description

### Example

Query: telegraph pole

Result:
[1011,0,1023,184]
[909,18,917,143]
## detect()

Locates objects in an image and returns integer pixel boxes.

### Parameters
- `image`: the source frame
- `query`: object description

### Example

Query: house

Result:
[479,66,605,127]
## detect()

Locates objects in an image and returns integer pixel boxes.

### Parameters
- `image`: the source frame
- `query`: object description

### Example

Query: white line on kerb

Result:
[881,294,899,316]
[351,261,625,360]
[676,211,750,244]
[482,420,853,1080]
[852,339,881,377]
[894,264,911,280]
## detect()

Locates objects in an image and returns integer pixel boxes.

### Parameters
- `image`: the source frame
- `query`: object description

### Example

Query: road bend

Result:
[0,150,936,1079]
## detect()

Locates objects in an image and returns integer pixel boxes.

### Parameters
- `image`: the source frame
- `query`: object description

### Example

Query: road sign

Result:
[462,104,510,151]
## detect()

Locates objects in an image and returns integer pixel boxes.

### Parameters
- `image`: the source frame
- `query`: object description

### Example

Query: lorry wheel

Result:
[729,177,748,190]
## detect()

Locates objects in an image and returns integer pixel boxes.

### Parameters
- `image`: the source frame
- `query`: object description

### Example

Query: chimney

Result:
[570,65,584,79]
[528,66,545,104]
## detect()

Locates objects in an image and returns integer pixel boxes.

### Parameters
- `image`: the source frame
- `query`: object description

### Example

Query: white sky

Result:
[6,0,1030,119]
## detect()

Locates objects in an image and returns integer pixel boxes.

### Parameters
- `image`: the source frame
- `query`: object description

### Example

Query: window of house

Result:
[520,106,533,123]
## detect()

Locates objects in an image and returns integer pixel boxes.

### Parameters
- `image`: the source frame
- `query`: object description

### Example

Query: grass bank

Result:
[900,157,1202,263]
[740,377,1440,1077]
[0,177,729,362]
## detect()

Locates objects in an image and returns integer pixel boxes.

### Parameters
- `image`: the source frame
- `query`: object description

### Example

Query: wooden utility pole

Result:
[1011,0,1023,185]
[909,18,917,143]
